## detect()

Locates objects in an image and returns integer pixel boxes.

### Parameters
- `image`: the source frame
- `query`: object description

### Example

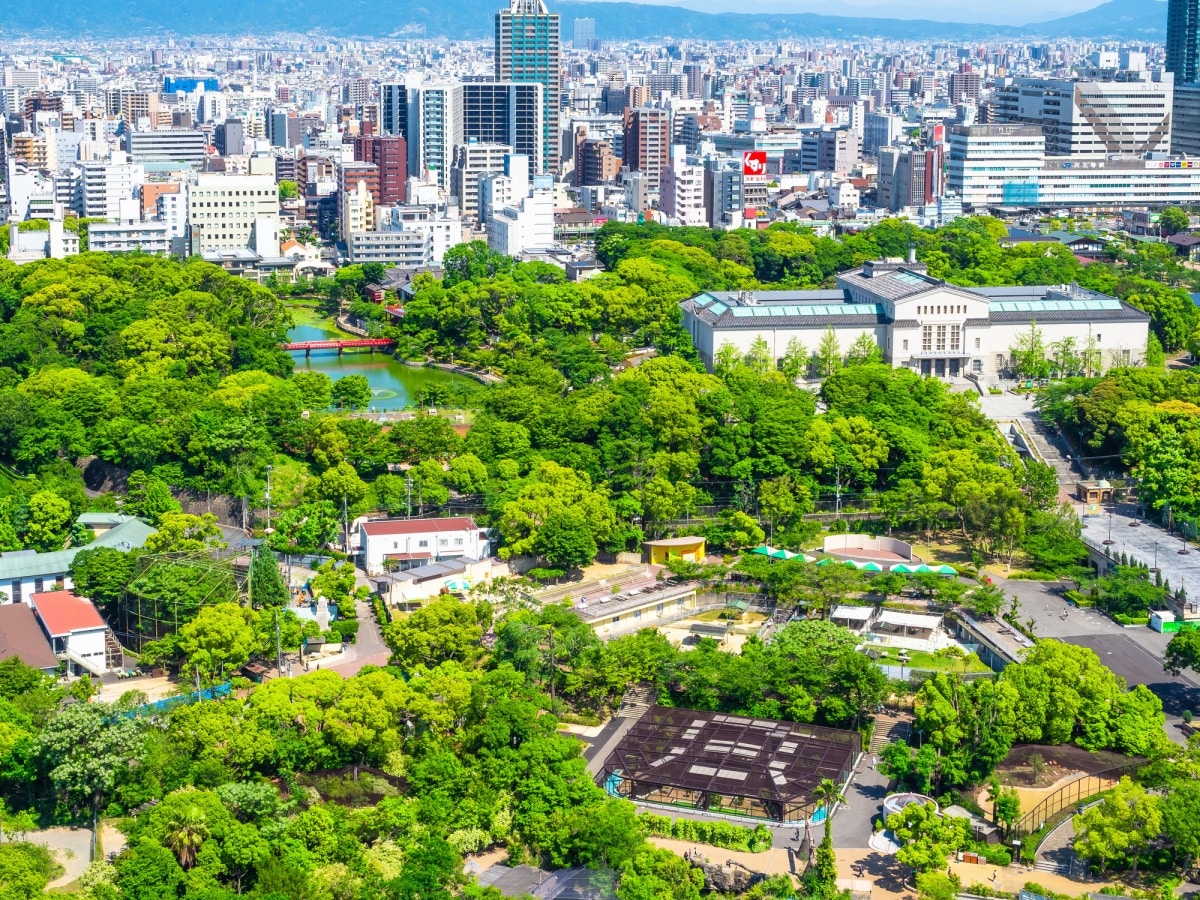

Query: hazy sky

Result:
[578,0,1106,26]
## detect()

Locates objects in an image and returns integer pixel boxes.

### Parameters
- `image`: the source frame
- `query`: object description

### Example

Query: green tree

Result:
[780,337,808,382]
[36,701,143,821]
[277,180,299,201]
[815,326,842,378]
[1074,776,1161,873]
[1161,778,1200,869]
[1010,320,1050,379]
[808,824,838,900]
[1158,206,1190,236]
[177,603,260,686]
[70,546,139,608]
[845,333,883,366]
[292,371,333,411]
[23,490,72,551]
[331,375,372,411]
[249,547,289,609]
[533,508,598,570]
[1165,628,1200,676]
[162,803,209,870]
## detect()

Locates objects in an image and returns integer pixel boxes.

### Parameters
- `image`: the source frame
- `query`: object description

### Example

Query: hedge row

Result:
[639,813,773,853]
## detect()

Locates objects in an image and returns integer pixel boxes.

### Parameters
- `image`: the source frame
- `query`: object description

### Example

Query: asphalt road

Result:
[996,574,1200,737]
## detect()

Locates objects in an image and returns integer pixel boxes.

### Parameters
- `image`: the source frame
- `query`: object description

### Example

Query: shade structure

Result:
[770,548,800,560]
[444,579,471,591]
[912,564,935,574]
[750,545,774,556]
[933,564,958,576]
[857,561,884,572]
[890,563,918,573]
[816,557,835,566]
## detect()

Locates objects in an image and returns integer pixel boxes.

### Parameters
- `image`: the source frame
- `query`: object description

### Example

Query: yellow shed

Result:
[643,536,707,566]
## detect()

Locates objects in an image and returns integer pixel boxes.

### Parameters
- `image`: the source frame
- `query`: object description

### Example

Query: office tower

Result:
[195,92,227,125]
[622,107,669,190]
[338,161,380,211]
[451,141,511,220]
[340,179,375,237]
[877,144,944,211]
[343,79,371,105]
[573,17,595,50]
[410,82,464,191]
[863,112,904,156]
[1167,0,1200,83]
[463,82,544,175]
[214,119,245,156]
[790,128,859,174]
[495,0,560,173]
[992,72,1174,158]
[949,72,981,104]
[125,129,207,167]
[79,152,143,220]
[354,134,408,206]
[381,83,410,140]
[186,173,279,255]
[947,125,1045,207]
[1172,82,1200,155]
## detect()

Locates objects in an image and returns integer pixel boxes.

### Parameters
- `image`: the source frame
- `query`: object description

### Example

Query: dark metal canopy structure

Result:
[598,706,860,822]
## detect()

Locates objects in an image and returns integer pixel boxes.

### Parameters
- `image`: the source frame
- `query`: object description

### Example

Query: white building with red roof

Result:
[29,590,113,676]
[359,517,490,576]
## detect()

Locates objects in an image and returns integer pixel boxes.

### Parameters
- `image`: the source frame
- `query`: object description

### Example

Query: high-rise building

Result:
[863,112,905,157]
[660,145,706,226]
[1172,82,1200,155]
[338,161,381,214]
[574,130,620,186]
[573,17,595,50]
[381,83,410,140]
[949,72,981,104]
[410,82,464,191]
[186,173,279,256]
[451,141,511,221]
[214,119,245,156]
[340,178,375,237]
[125,129,207,167]
[495,0,560,173]
[463,82,544,175]
[877,144,945,211]
[354,134,408,206]
[1167,0,1200,84]
[992,72,1174,158]
[622,106,670,190]
[79,152,143,220]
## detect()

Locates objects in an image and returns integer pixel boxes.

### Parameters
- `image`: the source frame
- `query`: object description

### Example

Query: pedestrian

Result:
[992,869,998,883]
[871,755,877,770]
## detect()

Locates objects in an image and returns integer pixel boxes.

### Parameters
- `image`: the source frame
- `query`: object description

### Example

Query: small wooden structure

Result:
[643,536,706,566]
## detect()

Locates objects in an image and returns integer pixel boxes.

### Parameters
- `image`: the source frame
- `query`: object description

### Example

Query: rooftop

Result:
[0,603,59,670]
[361,516,480,537]
[599,705,860,819]
[571,580,699,622]
[30,590,106,636]
[0,516,155,582]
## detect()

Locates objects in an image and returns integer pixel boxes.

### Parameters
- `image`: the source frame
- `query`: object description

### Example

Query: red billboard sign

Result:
[742,150,768,179]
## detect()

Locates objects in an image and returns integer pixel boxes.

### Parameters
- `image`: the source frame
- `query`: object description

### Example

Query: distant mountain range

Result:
[0,0,1167,41]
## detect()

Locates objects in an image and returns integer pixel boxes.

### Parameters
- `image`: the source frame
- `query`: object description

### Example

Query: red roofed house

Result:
[29,590,114,676]
[360,517,491,576]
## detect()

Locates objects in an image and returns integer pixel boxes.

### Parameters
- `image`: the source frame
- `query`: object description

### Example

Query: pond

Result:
[285,308,475,411]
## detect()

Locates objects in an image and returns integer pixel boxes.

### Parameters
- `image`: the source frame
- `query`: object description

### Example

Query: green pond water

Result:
[286,309,473,411]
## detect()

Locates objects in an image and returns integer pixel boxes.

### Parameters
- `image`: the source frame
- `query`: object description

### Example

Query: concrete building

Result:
[451,141,511,222]
[347,201,462,267]
[660,145,706,226]
[125,129,207,167]
[359,516,490,576]
[0,603,58,674]
[575,133,620,186]
[186,173,280,256]
[878,144,944,211]
[463,82,544,177]
[6,218,78,263]
[681,257,1150,381]
[488,175,554,256]
[495,0,560,171]
[992,71,1174,158]
[380,82,410,139]
[949,124,1200,210]
[30,590,112,677]
[88,200,170,255]
[864,112,905,156]
[340,178,376,238]
[622,107,670,190]
[791,128,860,174]
[410,82,464,191]
[78,151,143,220]
[214,118,245,157]
[353,135,407,206]
[1167,0,1200,84]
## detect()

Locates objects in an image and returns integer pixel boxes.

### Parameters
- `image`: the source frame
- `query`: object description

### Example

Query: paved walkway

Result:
[832,758,892,848]
[329,595,391,677]
[2,827,92,888]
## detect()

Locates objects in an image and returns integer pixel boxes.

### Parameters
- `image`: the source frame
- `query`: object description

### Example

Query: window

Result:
[949,325,961,353]
[439,539,448,547]
[975,337,981,349]
[1096,334,1101,343]
[921,326,932,351]
[973,359,983,373]
[902,339,909,351]
[936,325,946,351]
[454,538,463,546]
[393,541,398,549]
[418,539,429,548]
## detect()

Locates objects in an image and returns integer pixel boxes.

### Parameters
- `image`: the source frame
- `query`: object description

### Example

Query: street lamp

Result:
[1152,542,1159,573]
[1103,512,1115,546]
[265,464,274,534]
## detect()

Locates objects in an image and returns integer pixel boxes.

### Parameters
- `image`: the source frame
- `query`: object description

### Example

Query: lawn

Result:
[874,647,992,674]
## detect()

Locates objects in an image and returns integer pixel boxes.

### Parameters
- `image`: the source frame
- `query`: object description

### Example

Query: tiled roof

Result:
[31,590,106,636]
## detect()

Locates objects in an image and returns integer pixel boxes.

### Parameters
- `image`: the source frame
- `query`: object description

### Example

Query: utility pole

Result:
[835,464,842,518]
[406,476,413,519]
[275,607,283,678]
[343,495,350,556]
[546,626,556,709]
[265,464,274,533]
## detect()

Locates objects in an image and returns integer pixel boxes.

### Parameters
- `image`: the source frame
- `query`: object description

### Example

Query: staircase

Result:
[104,628,125,671]
[616,682,656,719]
[870,709,913,753]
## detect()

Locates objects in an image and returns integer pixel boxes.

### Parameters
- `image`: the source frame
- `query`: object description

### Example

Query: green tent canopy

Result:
[750,545,774,556]
[816,557,835,566]
[912,564,935,574]
[770,548,800,560]
[934,564,958,576]
[858,561,884,572]
[890,563,917,573]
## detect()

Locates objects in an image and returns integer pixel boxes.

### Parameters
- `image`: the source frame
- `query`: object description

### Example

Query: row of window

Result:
[392,538,465,549]
[916,304,968,315]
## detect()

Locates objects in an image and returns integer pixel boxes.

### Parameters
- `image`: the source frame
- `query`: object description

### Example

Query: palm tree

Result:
[812,777,847,817]
[163,805,209,870]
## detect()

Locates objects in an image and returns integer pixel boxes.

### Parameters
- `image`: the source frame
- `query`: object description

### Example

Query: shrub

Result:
[979,845,1011,866]
[331,619,359,642]
[638,813,770,852]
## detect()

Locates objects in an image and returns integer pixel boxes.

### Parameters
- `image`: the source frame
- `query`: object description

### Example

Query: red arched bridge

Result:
[283,338,395,357]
